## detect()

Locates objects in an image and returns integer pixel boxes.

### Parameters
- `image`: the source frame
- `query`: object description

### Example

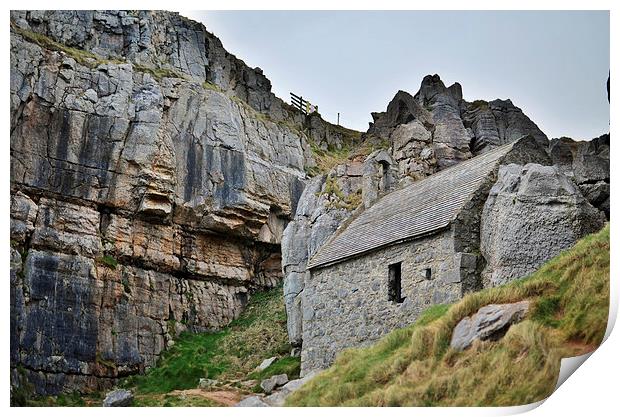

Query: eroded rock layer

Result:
[10,10,320,395]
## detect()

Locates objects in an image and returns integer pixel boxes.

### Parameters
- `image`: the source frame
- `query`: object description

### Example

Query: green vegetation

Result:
[10,367,36,406]
[12,25,113,67]
[132,63,185,81]
[134,393,218,407]
[12,24,182,80]
[96,254,118,269]
[471,99,490,110]
[310,142,353,174]
[318,175,363,211]
[202,80,223,92]
[122,285,297,395]
[248,356,301,382]
[20,285,296,406]
[308,133,389,176]
[287,225,610,406]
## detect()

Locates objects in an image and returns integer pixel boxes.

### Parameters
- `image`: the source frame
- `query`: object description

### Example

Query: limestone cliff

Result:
[9,10,349,395]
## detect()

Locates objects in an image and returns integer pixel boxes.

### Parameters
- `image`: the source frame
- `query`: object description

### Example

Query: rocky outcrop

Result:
[549,134,610,218]
[369,74,549,172]
[481,163,607,287]
[462,99,549,153]
[9,10,340,396]
[281,174,356,347]
[235,370,319,407]
[450,301,530,351]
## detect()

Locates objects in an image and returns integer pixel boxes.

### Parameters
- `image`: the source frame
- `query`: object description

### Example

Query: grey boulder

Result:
[102,389,133,407]
[450,301,530,351]
[255,356,277,372]
[236,370,320,407]
[260,373,289,394]
[235,396,269,407]
[481,163,606,287]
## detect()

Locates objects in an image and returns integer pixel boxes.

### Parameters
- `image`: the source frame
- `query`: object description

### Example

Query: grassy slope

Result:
[288,225,610,406]
[121,285,300,405]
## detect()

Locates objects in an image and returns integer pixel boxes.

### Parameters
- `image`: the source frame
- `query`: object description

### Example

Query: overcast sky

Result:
[183,10,609,140]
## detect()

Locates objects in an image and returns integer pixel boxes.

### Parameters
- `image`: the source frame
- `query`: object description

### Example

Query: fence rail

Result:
[290,92,318,115]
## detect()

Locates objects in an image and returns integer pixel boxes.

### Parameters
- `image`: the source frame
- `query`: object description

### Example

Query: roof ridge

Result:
[307,140,521,270]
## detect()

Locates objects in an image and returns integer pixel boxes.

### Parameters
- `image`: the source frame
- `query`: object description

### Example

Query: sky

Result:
[183,10,609,140]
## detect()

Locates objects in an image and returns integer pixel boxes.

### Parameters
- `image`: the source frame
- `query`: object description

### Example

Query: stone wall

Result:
[301,228,478,375]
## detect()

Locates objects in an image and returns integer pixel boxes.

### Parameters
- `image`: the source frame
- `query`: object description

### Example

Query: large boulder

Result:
[103,389,133,407]
[481,163,606,287]
[450,301,530,351]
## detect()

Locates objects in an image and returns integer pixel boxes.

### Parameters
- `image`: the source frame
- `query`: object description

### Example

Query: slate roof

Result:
[307,141,519,269]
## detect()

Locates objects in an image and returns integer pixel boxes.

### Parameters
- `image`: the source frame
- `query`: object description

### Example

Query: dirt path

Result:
[169,388,243,406]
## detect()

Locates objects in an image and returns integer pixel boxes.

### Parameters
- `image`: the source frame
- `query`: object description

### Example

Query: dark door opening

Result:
[388,262,404,303]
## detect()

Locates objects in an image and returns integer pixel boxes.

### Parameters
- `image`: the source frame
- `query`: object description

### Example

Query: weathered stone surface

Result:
[450,301,530,351]
[198,378,219,389]
[368,89,433,140]
[9,9,331,395]
[390,120,436,180]
[366,74,549,179]
[31,198,102,257]
[236,370,319,407]
[464,99,549,153]
[260,373,288,394]
[549,134,610,218]
[415,75,473,168]
[235,395,269,407]
[281,172,360,346]
[481,163,606,287]
[103,389,134,407]
[255,356,277,372]
[302,230,469,375]
[10,192,38,243]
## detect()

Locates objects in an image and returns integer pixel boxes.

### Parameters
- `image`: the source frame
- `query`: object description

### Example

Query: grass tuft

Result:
[12,24,184,81]
[96,254,118,270]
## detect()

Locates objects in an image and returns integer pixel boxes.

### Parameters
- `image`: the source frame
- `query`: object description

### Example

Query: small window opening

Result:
[388,262,404,303]
[379,160,391,191]
[424,268,432,281]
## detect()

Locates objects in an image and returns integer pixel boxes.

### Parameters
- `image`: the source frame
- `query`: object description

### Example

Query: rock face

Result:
[281,150,398,347]
[281,174,355,347]
[481,163,607,287]
[9,10,356,396]
[450,301,530,351]
[368,74,549,171]
[549,134,610,218]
